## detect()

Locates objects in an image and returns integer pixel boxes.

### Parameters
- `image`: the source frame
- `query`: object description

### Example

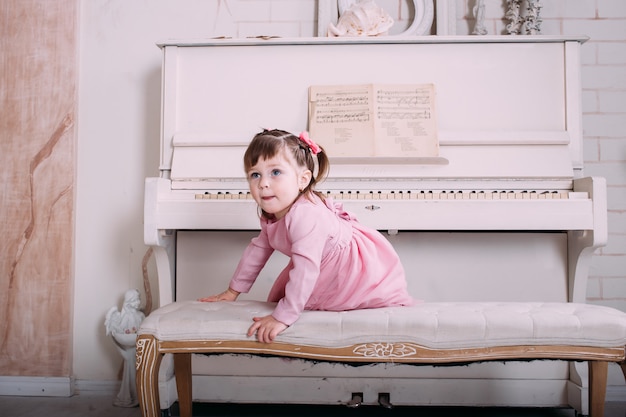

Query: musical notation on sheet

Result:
[308,84,438,158]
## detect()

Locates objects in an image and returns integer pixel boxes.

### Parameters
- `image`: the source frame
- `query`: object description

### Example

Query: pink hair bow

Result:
[299,131,321,155]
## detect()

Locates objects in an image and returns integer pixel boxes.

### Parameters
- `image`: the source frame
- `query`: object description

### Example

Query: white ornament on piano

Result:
[472,0,488,35]
[323,0,434,37]
[506,0,542,35]
[328,0,394,37]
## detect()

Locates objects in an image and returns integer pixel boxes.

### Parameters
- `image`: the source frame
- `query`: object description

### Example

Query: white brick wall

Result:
[214,0,626,309]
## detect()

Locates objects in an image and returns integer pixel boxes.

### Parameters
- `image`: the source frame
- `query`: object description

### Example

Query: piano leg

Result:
[144,177,177,306]
[568,177,608,303]
[150,235,176,307]
[567,177,609,415]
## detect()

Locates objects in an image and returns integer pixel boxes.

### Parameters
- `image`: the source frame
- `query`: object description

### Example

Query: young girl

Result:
[199,129,414,343]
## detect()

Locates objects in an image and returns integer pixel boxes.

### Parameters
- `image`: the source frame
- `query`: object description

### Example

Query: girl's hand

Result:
[248,315,288,343]
[198,288,240,302]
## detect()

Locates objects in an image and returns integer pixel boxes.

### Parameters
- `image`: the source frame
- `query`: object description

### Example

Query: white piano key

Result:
[569,192,588,199]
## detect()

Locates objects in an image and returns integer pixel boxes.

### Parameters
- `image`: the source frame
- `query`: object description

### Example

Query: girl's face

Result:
[247,150,311,219]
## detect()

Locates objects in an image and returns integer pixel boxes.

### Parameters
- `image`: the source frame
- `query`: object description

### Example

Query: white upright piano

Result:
[144,36,608,414]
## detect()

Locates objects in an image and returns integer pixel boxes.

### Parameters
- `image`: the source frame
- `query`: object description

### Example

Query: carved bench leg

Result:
[588,360,608,417]
[136,335,163,417]
[174,353,193,417]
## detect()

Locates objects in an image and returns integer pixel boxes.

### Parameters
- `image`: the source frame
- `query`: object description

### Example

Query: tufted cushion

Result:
[139,300,626,350]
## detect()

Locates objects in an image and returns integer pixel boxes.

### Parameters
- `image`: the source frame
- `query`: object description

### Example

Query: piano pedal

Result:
[345,392,363,408]
[378,392,393,409]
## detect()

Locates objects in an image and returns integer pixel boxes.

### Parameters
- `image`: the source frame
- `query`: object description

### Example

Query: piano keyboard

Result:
[195,190,589,201]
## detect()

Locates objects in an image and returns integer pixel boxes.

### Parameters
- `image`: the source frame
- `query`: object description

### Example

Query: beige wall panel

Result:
[0,0,77,376]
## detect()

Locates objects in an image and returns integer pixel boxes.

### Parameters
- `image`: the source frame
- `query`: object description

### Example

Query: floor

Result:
[1,395,626,417]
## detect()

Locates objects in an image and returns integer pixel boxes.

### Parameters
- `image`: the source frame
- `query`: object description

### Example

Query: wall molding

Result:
[0,376,74,397]
[0,377,125,397]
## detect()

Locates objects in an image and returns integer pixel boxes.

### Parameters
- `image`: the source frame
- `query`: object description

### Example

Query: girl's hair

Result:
[244,128,330,201]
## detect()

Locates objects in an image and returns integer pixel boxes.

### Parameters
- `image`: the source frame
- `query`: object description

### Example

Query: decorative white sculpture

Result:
[318,0,434,37]
[505,0,523,34]
[105,289,145,407]
[505,0,542,35]
[472,0,487,35]
[328,0,394,37]
[523,0,542,35]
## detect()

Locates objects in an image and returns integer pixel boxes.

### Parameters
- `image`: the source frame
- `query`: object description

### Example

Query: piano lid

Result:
[158,36,587,188]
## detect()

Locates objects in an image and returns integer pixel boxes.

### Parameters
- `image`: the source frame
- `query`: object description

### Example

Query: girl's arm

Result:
[271,202,328,325]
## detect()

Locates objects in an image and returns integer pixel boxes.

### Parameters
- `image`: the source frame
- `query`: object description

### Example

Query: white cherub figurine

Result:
[105,289,145,335]
[105,289,145,407]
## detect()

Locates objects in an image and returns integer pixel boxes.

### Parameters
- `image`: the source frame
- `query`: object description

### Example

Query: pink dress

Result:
[229,195,415,325]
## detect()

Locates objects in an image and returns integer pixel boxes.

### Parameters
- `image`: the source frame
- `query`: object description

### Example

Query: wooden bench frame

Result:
[135,334,626,417]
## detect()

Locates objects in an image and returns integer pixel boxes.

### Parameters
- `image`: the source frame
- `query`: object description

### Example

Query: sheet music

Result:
[308,84,438,158]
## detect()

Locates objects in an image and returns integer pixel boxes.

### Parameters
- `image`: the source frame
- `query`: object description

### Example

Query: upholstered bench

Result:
[136,300,626,417]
